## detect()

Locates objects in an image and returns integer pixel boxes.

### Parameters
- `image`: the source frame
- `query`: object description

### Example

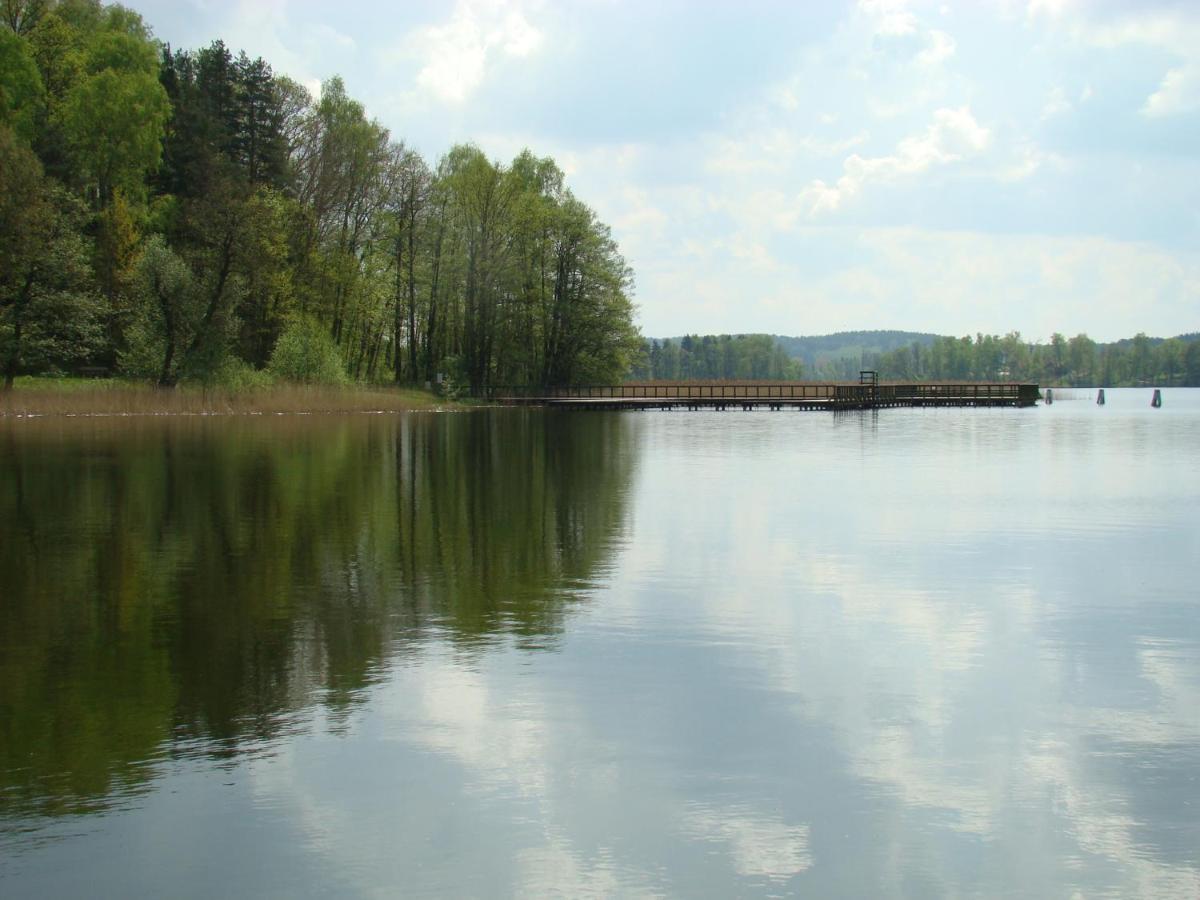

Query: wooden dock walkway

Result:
[488,375,1039,411]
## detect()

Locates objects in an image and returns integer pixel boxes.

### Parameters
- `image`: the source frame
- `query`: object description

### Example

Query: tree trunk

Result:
[3,272,35,391]
[423,216,445,381]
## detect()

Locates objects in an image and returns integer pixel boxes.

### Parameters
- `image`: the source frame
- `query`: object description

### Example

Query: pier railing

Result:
[485,381,1039,407]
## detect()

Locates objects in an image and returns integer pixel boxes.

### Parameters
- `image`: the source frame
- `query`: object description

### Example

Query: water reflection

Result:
[2,392,1199,897]
[0,411,635,820]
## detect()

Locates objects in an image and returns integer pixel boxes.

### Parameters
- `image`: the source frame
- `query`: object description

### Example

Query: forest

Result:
[0,0,640,393]
[868,331,1200,387]
[631,334,803,381]
[636,331,1200,386]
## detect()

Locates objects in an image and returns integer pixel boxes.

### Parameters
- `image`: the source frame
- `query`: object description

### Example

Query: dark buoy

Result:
[1045,388,1053,405]
[1097,388,1105,405]
[1152,388,1162,408]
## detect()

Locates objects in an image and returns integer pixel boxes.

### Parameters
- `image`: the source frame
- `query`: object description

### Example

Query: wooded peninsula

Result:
[1,0,639,396]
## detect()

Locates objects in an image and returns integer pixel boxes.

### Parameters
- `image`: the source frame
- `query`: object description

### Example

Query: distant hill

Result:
[648,330,1197,381]
[771,330,943,370]
[649,330,945,380]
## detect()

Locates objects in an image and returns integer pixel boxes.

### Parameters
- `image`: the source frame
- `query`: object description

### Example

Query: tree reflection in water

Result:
[0,411,634,819]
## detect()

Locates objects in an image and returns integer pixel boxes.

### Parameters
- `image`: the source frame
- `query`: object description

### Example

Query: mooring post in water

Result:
[1152,388,1162,408]
[1045,388,1053,405]
[1097,388,1105,405]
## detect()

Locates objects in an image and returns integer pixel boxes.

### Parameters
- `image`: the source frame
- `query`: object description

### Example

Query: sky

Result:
[133,0,1199,342]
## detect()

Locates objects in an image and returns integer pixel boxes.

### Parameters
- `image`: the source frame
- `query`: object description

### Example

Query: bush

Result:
[267,317,347,385]
[203,356,274,391]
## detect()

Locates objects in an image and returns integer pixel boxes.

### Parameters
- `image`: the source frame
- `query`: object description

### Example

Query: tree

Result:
[0,126,101,387]
[2,0,48,36]
[234,187,297,368]
[123,235,196,385]
[442,144,514,391]
[0,25,43,140]
[58,16,169,203]
[231,52,287,187]
[93,187,139,363]
[1129,332,1152,385]
[1067,334,1096,386]
[267,316,346,384]
[1184,341,1200,388]
[6,12,645,389]
[123,178,253,384]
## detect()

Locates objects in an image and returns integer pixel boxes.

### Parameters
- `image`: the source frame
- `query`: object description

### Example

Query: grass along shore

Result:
[0,377,456,417]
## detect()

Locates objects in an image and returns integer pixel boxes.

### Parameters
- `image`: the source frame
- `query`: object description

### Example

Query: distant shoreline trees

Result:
[868,332,1200,387]
[632,334,802,381]
[1,1,639,392]
[631,331,1200,387]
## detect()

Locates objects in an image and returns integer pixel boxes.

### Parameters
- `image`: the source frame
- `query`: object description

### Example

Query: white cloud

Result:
[682,806,812,880]
[840,227,1200,338]
[629,221,1200,339]
[1041,85,1071,120]
[859,0,956,68]
[1142,63,1200,117]
[859,0,919,38]
[998,140,1064,182]
[1061,9,1200,118]
[410,0,543,104]
[801,106,991,215]
[916,28,956,66]
[705,129,869,178]
[1026,0,1075,20]
[309,22,355,52]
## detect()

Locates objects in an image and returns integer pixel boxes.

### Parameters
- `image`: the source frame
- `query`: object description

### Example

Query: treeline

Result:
[775,330,940,378]
[0,1,639,392]
[630,334,802,381]
[870,332,1200,387]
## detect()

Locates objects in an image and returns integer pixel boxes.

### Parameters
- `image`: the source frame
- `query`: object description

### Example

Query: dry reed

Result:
[1,380,450,417]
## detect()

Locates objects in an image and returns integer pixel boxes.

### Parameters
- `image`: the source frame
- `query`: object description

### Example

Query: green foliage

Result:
[0,26,44,141]
[1,126,103,386]
[204,355,274,391]
[870,331,1200,387]
[772,330,940,379]
[268,316,347,384]
[639,334,802,381]
[122,235,197,384]
[234,187,296,366]
[58,10,168,201]
[10,2,643,390]
[2,1,50,36]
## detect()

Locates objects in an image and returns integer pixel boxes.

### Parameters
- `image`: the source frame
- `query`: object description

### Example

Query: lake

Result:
[2,389,1198,897]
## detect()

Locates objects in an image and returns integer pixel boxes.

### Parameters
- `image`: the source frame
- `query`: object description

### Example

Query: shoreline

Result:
[0,379,466,418]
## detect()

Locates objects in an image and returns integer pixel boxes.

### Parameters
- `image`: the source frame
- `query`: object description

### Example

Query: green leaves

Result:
[4,6,642,389]
[61,64,168,200]
[268,316,347,384]
[0,127,103,384]
[56,9,168,201]
[0,26,43,141]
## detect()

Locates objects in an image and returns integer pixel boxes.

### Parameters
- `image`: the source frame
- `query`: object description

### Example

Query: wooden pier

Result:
[488,374,1039,411]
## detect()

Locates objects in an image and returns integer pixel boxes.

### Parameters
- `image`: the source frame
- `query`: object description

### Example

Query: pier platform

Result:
[488,378,1040,411]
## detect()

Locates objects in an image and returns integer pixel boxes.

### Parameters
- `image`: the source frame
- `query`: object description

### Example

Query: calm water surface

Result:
[2,389,1198,897]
